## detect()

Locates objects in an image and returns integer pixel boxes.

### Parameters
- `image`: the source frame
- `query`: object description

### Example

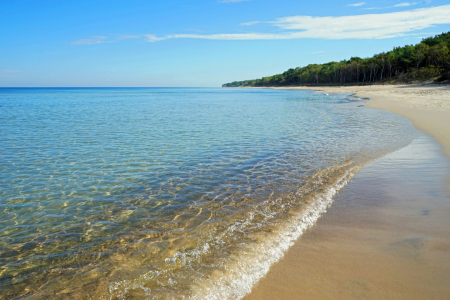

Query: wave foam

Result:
[189,165,360,300]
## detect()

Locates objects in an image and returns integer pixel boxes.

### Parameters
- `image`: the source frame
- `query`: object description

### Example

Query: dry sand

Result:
[242,84,450,300]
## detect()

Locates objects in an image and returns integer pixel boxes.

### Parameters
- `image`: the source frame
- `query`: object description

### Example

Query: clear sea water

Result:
[0,88,417,299]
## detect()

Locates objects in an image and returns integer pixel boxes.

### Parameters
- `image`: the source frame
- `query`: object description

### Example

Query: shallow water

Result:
[243,133,450,300]
[0,88,417,299]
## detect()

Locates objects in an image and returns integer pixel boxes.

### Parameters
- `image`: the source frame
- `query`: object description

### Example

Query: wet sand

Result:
[244,133,450,300]
[242,84,450,299]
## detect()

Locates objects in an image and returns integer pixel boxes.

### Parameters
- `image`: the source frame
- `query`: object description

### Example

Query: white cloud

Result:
[394,2,418,7]
[145,34,167,42]
[72,35,139,45]
[74,5,450,45]
[346,2,366,7]
[116,35,141,41]
[144,5,450,41]
[71,36,109,45]
[240,21,261,26]
[364,0,426,9]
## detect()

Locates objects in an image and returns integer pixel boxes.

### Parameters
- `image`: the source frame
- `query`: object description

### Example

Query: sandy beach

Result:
[244,133,450,300]
[243,84,450,300]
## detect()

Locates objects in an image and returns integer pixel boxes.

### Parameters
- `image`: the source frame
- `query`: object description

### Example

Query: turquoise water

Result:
[0,88,417,299]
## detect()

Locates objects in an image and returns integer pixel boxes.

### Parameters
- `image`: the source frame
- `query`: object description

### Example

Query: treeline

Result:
[223,32,450,87]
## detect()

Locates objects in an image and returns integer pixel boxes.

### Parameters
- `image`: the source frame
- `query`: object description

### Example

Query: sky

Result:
[1,0,450,87]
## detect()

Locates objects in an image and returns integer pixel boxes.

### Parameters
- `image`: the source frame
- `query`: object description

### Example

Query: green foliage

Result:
[406,66,442,80]
[223,32,450,87]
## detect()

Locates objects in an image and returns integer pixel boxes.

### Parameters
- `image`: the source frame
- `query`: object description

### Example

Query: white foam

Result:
[106,165,360,300]
[189,166,358,300]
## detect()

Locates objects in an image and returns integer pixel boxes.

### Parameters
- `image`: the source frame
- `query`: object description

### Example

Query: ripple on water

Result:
[0,88,417,299]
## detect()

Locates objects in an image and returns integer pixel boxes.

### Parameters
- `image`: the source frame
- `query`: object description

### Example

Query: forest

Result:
[223,32,450,87]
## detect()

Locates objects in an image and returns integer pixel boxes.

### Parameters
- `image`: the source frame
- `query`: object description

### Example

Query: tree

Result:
[415,43,429,69]
[222,32,450,87]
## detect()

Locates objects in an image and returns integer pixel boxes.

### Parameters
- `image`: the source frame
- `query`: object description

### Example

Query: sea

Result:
[0,88,417,299]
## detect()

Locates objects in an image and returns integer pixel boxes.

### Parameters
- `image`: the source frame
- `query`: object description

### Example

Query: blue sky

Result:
[1,0,450,87]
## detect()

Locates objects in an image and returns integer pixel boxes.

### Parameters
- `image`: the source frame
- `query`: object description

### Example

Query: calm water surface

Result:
[0,88,417,299]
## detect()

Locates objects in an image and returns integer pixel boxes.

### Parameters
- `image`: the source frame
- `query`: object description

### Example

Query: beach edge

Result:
[249,85,450,159]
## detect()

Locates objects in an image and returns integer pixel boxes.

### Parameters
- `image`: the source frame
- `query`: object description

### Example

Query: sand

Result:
[241,84,450,300]
[243,134,450,300]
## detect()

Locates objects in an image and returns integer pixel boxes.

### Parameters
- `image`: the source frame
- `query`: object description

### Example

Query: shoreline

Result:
[243,132,450,300]
[241,84,450,299]
[267,84,450,158]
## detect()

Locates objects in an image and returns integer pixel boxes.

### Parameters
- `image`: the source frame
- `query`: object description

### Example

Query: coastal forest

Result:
[223,32,450,87]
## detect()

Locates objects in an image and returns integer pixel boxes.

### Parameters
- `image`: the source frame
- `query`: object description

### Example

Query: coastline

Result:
[3,88,416,299]
[243,133,450,300]
[241,84,450,299]
[268,84,450,158]
[2,87,448,298]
